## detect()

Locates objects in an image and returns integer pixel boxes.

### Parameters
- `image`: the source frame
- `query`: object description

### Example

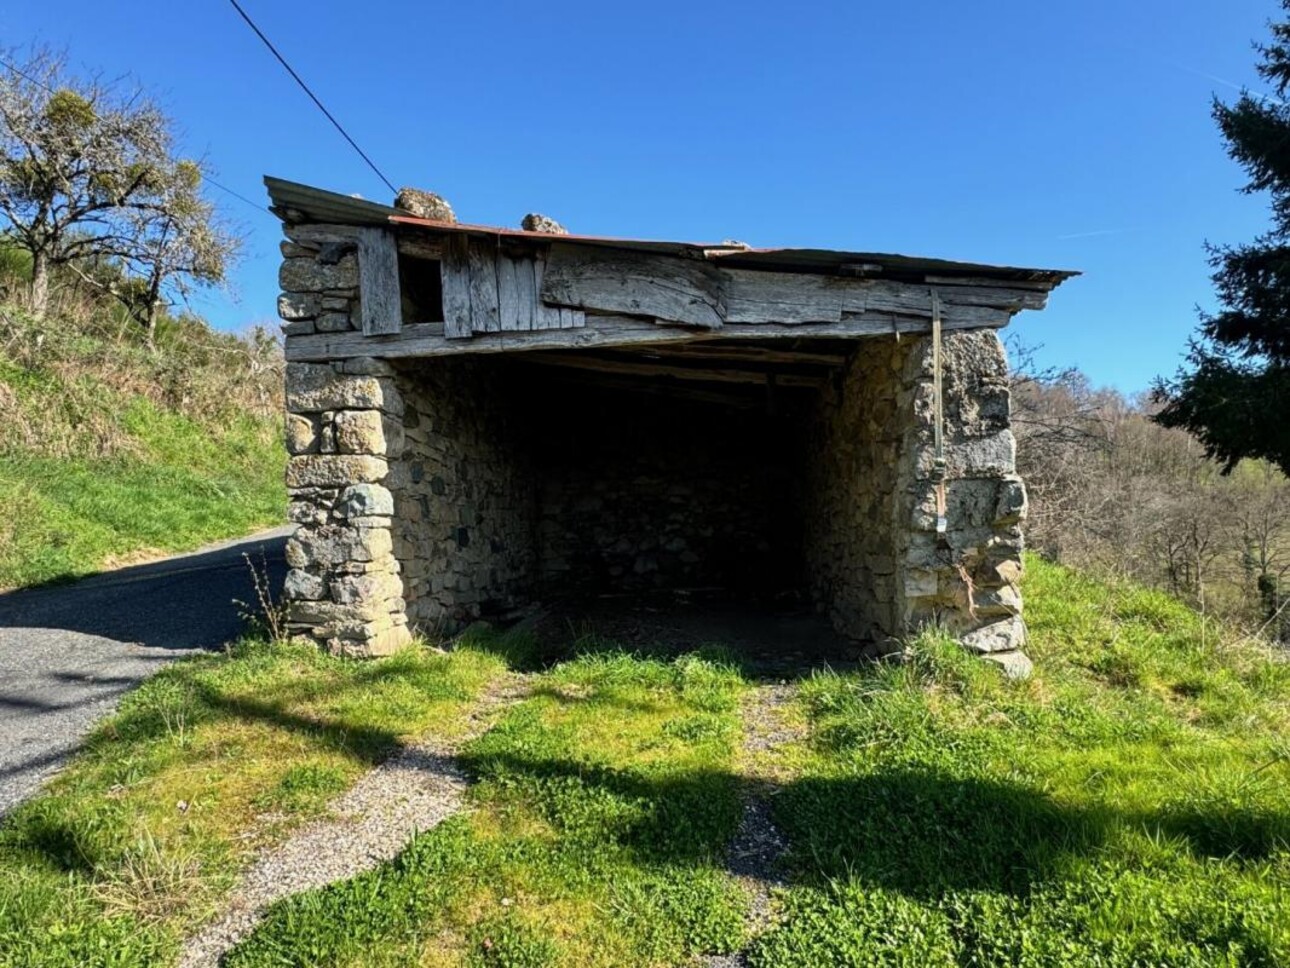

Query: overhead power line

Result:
[205,177,275,217]
[0,56,272,218]
[226,0,398,196]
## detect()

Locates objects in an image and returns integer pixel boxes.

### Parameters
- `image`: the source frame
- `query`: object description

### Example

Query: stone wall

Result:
[532,389,800,596]
[282,358,411,656]
[801,331,1028,669]
[893,330,1029,673]
[390,358,536,631]
[802,338,909,643]
[277,224,363,337]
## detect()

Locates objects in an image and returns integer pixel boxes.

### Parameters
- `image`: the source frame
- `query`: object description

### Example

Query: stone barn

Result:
[267,177,1074,674]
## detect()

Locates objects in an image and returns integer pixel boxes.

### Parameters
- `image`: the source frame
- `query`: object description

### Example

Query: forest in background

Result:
[1010,336,1290,642]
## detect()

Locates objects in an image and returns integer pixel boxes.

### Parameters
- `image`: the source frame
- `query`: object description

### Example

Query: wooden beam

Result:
[283,310,1003,362]
[541,243,725,329]
[525,368,763,409]
[519,352,828,387]
[622,343,850,367]
[358,227,402,336]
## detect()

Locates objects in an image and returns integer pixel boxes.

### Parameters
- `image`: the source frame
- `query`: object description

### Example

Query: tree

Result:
[0,48,239,330]
[1154,5,1290,475]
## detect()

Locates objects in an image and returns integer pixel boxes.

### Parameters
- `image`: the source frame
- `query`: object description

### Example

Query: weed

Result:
[235,551,289,644]
[92,829,203,925]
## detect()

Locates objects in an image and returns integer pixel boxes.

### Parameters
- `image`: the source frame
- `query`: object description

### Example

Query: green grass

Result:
[5,558,1289,967]
[0,639,508,968]
[0,309,285,589]
[750,555,1290,967]
[224,646,750,968]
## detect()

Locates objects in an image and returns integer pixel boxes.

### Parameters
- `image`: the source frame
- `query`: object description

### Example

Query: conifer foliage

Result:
[1156,4,1290,475]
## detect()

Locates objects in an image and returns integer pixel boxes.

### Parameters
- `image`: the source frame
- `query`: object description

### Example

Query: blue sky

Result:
[4,0,1277,391]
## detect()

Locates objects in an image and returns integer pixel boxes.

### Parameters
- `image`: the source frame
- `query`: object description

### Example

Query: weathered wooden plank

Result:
[558,307,583,329]
[532,369,763,410]
[541,243,725,329]
[622,343,850,367]
[284,308,1005,362]
[441,235,473,338]
[519,353,828,387]
[396,237,443,261]
[466,238,501,333]
[531,250,565,331]
[723,270,1012,327]
[723,269,846,324]
[859,281,1008,326]
[358,227,402,336]
[924,274,1054,293]
[497,254,532,331]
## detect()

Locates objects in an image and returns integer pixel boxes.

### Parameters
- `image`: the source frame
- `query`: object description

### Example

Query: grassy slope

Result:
[0,641,508,967]
[0,309,285,589]
[753,555,1290,967]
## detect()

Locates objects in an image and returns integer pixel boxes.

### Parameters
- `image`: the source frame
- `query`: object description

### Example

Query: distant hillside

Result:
[0,293,285,589]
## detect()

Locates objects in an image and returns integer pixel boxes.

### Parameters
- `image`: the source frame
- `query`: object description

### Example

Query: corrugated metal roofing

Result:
[265,176,1078,286]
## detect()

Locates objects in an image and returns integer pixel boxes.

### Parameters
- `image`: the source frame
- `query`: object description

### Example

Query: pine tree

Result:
[1154,4,1290,474]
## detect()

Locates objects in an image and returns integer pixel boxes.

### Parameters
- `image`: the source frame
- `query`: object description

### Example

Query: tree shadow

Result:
[0,531,288,651]
[772,769,1110,897]
[1152,802,1290,861]
[453,746,743,868]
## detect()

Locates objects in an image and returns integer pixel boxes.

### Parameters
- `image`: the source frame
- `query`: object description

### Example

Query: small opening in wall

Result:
[399,253,443,323]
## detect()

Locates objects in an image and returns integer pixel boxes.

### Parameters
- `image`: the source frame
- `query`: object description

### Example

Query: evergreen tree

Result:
[1155,4,1290,474]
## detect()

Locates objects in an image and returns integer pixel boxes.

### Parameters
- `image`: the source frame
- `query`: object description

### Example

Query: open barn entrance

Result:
[387,337,910,662]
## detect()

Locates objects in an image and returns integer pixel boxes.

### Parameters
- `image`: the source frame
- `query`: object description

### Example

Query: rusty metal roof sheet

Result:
[265,176,1078,287]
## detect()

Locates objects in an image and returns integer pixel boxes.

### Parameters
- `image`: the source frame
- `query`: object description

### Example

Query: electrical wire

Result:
[226,0,398,196]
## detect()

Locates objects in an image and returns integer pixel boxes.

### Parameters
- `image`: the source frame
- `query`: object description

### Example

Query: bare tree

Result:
[0,48,239,328]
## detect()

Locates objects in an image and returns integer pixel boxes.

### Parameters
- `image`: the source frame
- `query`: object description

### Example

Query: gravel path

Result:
[179,672,530,968]
[705,682,803,968]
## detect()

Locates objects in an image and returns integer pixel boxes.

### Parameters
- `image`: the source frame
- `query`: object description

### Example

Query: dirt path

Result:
[705,681,805,967]
[179,671,530,968]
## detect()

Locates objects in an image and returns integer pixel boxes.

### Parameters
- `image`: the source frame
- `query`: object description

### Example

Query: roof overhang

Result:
[265,176,1078,288]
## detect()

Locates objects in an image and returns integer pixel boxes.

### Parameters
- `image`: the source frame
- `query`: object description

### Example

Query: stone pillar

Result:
[895,329,1031,676]
[281,358,412,656]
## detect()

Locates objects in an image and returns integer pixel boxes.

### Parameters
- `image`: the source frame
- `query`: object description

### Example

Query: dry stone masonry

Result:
[269,177,1072,671]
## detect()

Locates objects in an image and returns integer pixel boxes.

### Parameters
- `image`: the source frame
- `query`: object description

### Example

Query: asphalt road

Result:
[0,527,291,815]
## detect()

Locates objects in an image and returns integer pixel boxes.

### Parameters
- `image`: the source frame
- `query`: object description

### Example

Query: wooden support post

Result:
[358,227,402,336]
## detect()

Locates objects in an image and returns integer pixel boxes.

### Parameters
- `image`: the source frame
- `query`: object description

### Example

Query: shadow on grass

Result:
[773,770,1109,897]
[455,747,743,867]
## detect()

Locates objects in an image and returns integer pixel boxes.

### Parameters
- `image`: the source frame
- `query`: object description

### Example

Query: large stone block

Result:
[283,569,327,601]
[278,291,319,320]
[961,615,1027,654]
[285,414,318,455]
[333,411,405,457]
[337,483,395,518]
[913,430,1016,479]
[285,363,404,416]
[286,454,388,488]
[330,571,404,605]
[330,623,414,658]
[286,524,393,569]
[279,254,358,293]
